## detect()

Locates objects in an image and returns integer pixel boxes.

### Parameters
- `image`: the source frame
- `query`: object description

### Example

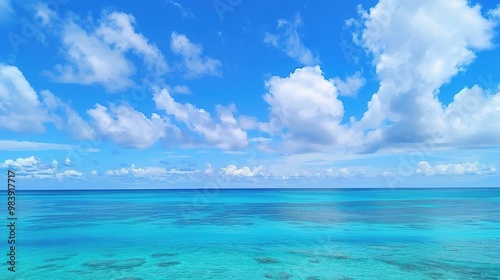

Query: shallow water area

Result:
[2,188,500,279]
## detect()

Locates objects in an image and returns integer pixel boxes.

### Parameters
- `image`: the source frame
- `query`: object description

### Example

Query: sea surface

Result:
[2,188,500,279]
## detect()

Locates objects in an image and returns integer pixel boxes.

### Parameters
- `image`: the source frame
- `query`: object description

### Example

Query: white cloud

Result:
[87,103,178,149]
[204,163,213,175]
[416,161,496,176]
[153,87,248,149]
[96,12,167,75]
[168,1,193,18]
[0,156,60,178]
[33,2,57,27]
[262,66,361,152]
[353,0,497,151]
[170,32,221,78]
[1,156,40,172]
[56,170,84,179]
[104,164,199,180]
[52,19,135,91]
[264,13,319,65]
[326,167,352,178]
[339,167,350,176]
[443,85,500,146]
[0,64,97,139]
[0,64,52,132]
[41,90,97,140]
[221,164,264,177]
[199,0,500,155]
[332,71,366,97]
[236,115,270,132]
[65,157,72,166]
[91,170,98,175]
[488,4,500,19]
[51,11,167,92]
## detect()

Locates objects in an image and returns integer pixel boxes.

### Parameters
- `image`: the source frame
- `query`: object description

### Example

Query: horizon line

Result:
[4,186,500,192]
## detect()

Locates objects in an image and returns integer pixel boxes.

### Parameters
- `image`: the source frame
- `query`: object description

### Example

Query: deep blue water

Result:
[2,188,500,279]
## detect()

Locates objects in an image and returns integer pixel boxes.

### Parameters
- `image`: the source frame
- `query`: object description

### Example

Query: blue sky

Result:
[1,0,500,189]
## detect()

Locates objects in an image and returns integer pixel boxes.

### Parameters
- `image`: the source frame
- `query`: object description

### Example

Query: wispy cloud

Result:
[170,32,221,78]
[87,103,177,149]
[168,1,193,18]
[0,140,100,151]
[170,85,191,94]
[48,11,168,92]
[332,71,366,97]
[264,13,319,65]
[0,0,15,24]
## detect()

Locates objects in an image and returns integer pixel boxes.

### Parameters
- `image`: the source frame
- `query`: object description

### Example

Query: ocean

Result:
[2,188,500,279]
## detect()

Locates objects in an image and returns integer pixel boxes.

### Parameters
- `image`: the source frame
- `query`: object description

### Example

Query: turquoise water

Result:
[2,188,500,279]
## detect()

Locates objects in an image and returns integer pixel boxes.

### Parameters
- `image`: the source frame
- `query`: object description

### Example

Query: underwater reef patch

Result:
[255,257,281,264]
[264,272,293,279]
[157,261,181,267]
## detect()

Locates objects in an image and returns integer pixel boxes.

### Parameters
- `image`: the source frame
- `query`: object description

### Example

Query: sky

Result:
[1,0,500,189]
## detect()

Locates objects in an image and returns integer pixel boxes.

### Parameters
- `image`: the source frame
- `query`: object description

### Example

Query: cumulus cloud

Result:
[326,167,353,178]
[51,19,134,91]
[56,170,84,179]
[75,0,498,154]
[1,156,40,172]
[416,161,496,176]
[257,9,500,159]
[221,164,264,177]
[443,85,500,146]
[87,103,178,149]
[50,11,167,92]
[153,87,248,149]
[0,156,62,178]
[254,0,499,154]
[104,164,200,180]
[170,32,221,78]
[352,0,498,151]
[0,64,52,132]
[0,65,94,138]
[262,66,361,152]
[264,13,319,65]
